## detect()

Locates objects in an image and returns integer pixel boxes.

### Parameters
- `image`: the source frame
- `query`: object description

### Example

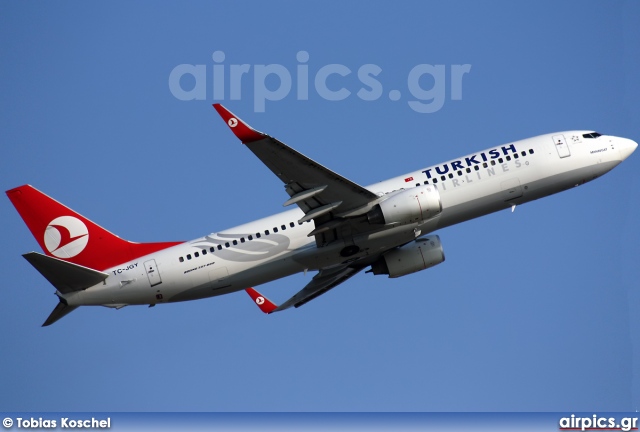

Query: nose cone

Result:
[619,138,638,161]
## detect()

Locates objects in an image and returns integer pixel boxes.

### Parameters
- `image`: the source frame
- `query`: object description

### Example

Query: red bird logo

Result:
[44,216,90,258]
[48,224,88,252]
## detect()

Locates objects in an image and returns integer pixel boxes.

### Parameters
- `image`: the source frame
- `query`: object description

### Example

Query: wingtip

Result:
[213,104,266,143]
[245,288,278,314]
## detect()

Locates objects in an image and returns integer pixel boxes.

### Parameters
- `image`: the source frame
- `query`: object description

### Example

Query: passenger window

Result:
[490,160,496,166]
[290,222,295,228]
[498,158,503,163]
[274,227,278,233]
[281,225,286,230]
[210,247,215,253]
[240,238,245,243]
[514,153,519,159]
[217,245,222,250]
[194,252,199,257]
[441,176,446,181]
[521,151,526,157]
[248,235,253,240]
[225,242,230,248]
[529,149,534,154]
[483,162,488,168]
[265,230,270,235]
[256,233,262,238]
[474,165,479,171]
[506,155,511,161]
[432,178,438,183]
[202,249,207,255]
[179,257,184,263]
[466,168,471,173]
[187,254,192,260]
[448,173,453,179]
[457,171,462,176]
[232,240,238,245]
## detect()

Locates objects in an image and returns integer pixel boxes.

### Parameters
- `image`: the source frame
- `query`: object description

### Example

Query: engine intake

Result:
[370,235,445,278]
[367,185,442,225]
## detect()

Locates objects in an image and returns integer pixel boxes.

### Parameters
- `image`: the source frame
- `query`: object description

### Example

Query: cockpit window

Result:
[582,132,602,139]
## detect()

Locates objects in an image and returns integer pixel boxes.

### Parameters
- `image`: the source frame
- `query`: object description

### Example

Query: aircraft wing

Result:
[274,264,365,311]
[214,104,379,244]
[245,264,366,314]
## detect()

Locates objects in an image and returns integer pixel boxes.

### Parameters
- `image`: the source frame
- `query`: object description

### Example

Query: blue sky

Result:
[1,1,639,412]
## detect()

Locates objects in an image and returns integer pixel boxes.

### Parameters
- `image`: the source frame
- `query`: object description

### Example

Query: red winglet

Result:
[213,104,266,143]
[245,288,278,314]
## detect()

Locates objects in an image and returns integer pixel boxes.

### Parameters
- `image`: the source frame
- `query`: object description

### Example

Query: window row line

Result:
[178,220,311,262]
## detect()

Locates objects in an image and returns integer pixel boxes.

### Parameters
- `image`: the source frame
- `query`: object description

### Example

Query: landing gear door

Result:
[144,259,162,287]
[553,134,571,158]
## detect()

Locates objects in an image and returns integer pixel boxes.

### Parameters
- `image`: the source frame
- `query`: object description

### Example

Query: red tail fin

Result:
[6,185,182,271]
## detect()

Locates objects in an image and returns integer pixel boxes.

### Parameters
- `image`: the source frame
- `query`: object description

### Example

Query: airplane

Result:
[6,104,637,326]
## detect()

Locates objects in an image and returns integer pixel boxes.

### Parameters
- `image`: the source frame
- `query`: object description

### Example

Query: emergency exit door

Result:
[144,259,162,287]
[552,134,571,158]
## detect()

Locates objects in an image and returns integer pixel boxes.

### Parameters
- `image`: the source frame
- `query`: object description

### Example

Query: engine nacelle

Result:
[370,235,445,278]
[367,185,442,226]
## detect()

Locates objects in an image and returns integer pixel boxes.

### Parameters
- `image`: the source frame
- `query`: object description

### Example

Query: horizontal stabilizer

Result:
[42,300,79,327]
[23,252,108,294]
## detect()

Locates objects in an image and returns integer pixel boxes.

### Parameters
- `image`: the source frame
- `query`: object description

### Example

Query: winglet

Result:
[245,288,278,314]
[213,104,266,143]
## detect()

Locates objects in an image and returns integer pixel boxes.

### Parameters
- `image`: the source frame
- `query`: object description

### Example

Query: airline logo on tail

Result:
[44,216,89,258]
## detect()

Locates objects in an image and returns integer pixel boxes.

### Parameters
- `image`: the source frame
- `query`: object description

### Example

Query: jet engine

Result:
[369,235,445,278]
[367,185,442,225]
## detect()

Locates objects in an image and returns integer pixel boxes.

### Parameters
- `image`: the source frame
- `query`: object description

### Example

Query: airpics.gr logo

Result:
[168,51,472,113]
[44,216,89,258]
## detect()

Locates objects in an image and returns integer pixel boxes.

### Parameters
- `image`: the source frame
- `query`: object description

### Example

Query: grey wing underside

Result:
[273,263,367,312]
[244,136,377,213]
[245,135,380,245]
[213,103,380,241]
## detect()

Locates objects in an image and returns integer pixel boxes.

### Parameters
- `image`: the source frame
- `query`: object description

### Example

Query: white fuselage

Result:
[62,131,636,308]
